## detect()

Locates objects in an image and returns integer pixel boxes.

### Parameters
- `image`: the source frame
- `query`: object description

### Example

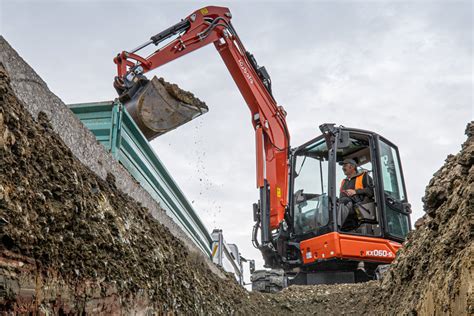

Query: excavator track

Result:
[251,269,287,293]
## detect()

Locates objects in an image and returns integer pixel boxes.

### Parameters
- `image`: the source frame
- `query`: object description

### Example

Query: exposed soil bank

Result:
[0,65,250,314]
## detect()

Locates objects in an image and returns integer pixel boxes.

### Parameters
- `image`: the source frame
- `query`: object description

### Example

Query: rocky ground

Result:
[250,282,382,315]
[0,47,472,314]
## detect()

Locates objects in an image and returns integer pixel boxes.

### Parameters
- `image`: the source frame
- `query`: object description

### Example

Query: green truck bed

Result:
[68,101,211,255]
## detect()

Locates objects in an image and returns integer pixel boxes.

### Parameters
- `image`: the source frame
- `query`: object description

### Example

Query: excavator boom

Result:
[113,6,290,250]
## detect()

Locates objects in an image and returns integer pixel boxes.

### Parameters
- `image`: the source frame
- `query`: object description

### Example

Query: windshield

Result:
[293,140,330,235]
[379,140,406,201]
[378,139,409,239]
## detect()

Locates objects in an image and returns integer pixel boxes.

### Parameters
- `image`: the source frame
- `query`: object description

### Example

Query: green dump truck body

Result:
[69,101,211,255]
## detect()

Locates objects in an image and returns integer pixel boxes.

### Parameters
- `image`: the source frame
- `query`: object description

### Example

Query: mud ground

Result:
[0,52,472,314]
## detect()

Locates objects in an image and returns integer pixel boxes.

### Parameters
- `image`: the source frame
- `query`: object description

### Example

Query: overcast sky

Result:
[1,0,472,273]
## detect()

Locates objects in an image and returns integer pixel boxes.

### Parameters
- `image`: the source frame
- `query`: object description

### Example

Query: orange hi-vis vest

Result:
[340,171,366,192]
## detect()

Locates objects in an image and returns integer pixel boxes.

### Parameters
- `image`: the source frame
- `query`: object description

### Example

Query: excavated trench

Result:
[0,40,472,314]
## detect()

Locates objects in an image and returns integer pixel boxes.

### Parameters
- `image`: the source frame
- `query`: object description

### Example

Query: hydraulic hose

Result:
[252,218,261,248]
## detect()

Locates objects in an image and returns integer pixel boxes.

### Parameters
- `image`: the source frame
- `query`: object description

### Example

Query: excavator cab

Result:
[286,124,411,284]
[291,124,411,241]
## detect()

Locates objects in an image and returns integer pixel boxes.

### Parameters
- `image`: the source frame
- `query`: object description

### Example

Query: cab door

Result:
[375,136,411,241]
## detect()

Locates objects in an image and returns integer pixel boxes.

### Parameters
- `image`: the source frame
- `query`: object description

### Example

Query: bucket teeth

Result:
[123,76,208,140]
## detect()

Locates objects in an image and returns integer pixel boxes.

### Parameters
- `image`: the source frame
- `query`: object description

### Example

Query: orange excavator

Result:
[113,6,412,291]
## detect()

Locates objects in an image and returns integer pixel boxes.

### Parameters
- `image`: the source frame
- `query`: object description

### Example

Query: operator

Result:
[338,159,374,230]
[339,159,373,202]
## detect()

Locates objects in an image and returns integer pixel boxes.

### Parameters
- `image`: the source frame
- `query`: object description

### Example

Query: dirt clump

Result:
[157,77,208,111]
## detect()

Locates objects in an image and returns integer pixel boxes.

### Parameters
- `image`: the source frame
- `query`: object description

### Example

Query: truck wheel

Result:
[251,269,287,293]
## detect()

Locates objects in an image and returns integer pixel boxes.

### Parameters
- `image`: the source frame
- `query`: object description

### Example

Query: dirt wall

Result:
[0,63,250,313]
[0,36,215,273]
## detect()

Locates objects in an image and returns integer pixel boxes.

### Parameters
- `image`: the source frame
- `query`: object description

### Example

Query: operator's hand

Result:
[346,189,356,196]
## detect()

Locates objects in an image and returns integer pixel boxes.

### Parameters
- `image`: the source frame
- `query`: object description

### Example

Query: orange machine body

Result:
[300,232,402,265]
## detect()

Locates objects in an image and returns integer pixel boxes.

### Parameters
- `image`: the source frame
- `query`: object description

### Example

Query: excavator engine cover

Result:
[123,76,208,140]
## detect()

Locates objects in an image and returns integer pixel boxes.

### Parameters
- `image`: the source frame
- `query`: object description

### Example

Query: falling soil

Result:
[0,52,472,314]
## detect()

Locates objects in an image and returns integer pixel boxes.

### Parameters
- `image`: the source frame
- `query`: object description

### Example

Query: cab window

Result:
[293,140,329,235]
[379,139,409,239]
[379,140,406,201]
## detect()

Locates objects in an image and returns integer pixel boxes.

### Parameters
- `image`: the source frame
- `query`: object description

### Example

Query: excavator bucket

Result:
[124,76,208,140]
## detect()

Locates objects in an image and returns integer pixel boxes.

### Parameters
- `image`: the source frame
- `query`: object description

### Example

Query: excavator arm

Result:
[114,6,290,254]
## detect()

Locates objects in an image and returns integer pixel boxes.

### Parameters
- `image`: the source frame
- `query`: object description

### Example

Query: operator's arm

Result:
[356,173,374,198]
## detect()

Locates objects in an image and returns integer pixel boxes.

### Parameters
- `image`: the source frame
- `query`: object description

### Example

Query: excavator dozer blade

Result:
[124,76,208,141]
